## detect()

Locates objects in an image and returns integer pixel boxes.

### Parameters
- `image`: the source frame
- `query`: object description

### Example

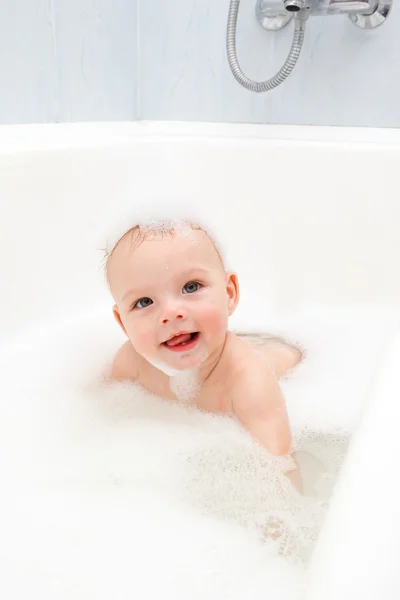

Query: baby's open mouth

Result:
[162,332,200,350]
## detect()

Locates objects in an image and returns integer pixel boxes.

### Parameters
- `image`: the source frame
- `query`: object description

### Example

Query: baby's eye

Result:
[182,281,202,294]
[134,297,153,309]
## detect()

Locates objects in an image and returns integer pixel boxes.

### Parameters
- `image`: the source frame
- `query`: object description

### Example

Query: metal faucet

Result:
[256,0,391,30]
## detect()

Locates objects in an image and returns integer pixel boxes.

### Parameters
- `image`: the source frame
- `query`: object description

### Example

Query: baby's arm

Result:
[230,349,303,490]
[228,336,294,456]
[233,361,292,456]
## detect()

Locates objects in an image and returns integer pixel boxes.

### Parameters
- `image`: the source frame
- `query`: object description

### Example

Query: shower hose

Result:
[226,0,307,92]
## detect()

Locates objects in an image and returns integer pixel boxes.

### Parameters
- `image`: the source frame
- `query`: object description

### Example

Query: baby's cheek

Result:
[200,304,228,334]
[126,320,154,353]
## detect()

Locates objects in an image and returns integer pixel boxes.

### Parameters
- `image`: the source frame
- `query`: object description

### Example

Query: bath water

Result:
[0,303,397,599]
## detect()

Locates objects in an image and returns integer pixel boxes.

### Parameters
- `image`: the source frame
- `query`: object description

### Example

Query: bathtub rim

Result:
[0,120,399,155]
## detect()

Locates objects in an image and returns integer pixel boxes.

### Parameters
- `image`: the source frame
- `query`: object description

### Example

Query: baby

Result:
[105,218,302,461]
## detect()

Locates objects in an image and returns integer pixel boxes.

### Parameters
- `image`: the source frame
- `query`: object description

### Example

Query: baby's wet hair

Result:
[103,219,225,286]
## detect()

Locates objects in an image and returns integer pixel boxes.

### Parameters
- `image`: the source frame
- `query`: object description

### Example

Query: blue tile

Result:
[54,0,138,121]
[139,0,272,123]
[0,0,58,123]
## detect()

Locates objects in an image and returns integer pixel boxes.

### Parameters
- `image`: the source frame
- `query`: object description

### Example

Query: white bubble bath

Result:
[2,121,400,599]
[0,302,397,600]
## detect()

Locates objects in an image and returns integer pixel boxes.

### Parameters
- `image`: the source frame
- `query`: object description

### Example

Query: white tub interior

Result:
[1,122,400,599]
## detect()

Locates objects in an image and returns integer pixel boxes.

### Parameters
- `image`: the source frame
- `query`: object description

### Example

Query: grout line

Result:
[135,0,141,120]
[49,0,61,123]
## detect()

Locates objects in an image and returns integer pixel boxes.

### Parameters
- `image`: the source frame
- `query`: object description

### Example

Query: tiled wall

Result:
[0,0,398,127]
[0,0,138,123]
[139,0,400,127]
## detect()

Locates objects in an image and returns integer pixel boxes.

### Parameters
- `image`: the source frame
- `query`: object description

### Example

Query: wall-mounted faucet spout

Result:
[284,0,307,12]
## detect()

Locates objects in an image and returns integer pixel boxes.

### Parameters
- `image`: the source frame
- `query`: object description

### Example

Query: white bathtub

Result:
[1,121,400,599]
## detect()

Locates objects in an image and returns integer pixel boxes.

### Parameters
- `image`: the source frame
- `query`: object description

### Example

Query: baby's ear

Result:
[226,272,240,316]
[112,304,128,336]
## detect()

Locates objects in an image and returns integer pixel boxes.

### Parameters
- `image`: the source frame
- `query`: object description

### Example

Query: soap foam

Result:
[99,200,230,269]
[0,305,397,599]
[169,368,202,404]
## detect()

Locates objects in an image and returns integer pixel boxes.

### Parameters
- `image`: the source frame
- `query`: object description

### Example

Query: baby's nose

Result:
[160,303,186,325]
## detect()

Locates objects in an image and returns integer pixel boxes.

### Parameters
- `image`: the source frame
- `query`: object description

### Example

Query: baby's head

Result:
[105,220,239,375]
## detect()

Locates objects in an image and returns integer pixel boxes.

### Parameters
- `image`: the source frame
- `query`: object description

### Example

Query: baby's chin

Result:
[143,348,208,377]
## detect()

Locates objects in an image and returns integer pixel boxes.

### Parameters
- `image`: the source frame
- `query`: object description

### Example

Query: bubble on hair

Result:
[100,199,228,270]
[136,217,200,246]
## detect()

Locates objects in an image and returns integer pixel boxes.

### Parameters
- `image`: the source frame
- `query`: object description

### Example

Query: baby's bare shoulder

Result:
[236,333,302,379]
[110,340,139,381]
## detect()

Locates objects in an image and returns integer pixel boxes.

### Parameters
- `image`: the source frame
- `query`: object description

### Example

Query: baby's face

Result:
[108,227,239,374]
